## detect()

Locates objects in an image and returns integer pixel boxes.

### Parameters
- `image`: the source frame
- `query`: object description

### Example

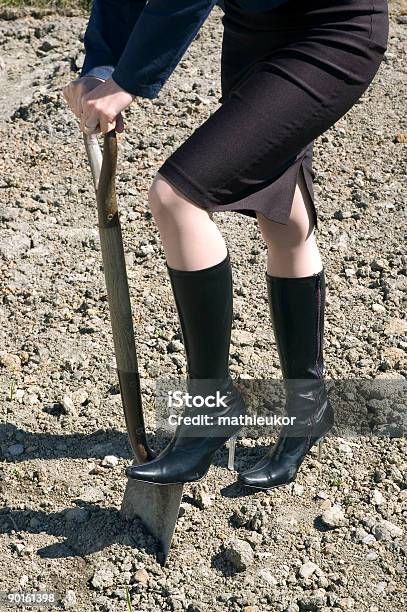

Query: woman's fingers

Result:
[81,98,114,134]
[115,113,124,134]
[62,77,105,119]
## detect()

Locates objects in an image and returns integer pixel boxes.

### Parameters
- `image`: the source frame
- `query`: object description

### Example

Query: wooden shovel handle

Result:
[84,130,154,463]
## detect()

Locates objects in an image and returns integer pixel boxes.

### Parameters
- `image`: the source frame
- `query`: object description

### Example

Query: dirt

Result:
[0,3,406,611]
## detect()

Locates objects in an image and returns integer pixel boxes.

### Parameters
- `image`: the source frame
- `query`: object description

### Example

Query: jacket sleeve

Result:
[111,0,218,98]
[80,0,147,78]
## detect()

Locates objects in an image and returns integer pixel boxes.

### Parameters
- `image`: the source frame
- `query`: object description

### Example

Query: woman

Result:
[63,0,389,489]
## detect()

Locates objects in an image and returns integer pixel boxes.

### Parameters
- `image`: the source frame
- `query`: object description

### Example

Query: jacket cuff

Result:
[111,69,162,99]
[82,65,115,81]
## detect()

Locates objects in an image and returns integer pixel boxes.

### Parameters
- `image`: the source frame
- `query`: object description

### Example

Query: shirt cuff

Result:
[82,65,115,81]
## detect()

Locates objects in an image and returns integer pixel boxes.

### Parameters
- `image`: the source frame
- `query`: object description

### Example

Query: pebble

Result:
[257,568,277,586]
[222,538,254,571]
[61,589,77,609]
[190,484,213,509]
[371,489,385,506]
[101,455,119,468]
[77,486,105,503]
[372,520,402,541]
[7,444,24,457]
[299,561,321,579]
[338,441,353,454]
[0,352,22,371]
[64,508,89,523]
[292,483,304,496]
[167,339,184,353]
[320,505,348,529]
[61,394,75,413]
[370,258,386,271]
[339,597,355,609]
[91,565,115,589]
[372,303,386,314]
[134,568,149,584]
[362,534,376,546]
[0,231,31,260]
[232,330,254,346]
[297,590,327,610]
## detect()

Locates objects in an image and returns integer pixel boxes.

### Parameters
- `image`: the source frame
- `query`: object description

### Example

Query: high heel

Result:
[226,432,239,471]
[126,252,247,485]
[238,269,334,491]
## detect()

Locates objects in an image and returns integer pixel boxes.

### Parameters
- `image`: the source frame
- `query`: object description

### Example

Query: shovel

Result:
[83,129,183,565]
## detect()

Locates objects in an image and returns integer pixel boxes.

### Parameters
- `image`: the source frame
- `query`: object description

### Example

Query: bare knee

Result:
[148,173,181,221]
[257,180,315,250]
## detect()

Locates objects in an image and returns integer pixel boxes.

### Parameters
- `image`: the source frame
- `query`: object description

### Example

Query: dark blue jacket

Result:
[80,0,289,98]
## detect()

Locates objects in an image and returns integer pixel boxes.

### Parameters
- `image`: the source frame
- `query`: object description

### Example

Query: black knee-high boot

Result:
[238,268,334,490]
[126,251,246,484]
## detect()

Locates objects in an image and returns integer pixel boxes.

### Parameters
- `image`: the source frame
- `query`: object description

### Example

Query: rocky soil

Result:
[0,2,406,611]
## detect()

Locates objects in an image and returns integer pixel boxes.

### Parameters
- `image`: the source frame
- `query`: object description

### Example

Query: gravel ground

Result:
[0,3,406,611]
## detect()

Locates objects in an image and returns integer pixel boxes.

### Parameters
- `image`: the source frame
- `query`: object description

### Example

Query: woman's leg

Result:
[148,172,227,271]
[126,172,247,484]
[239,177,333,489]
[256,169,322,278]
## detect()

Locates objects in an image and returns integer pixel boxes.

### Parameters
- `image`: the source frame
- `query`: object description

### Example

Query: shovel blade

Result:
[121,477,184,565]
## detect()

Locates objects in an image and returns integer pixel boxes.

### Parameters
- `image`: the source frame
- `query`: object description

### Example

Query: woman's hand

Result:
[63,75,104,119]
[63,77,134,134]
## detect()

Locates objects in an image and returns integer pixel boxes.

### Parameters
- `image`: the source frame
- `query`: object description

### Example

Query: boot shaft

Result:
[266,269,325,380]
[166,252,233,380]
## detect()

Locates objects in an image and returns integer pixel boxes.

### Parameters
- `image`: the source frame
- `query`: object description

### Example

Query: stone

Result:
[91,565,115,589]
[77,487,105,503]
[299,562,320,579]
[384,318,407,336]
[167,339,184,353]
[102,455,119,468]
[190,484,213,509]
[64,508,89,523]
[292,483,304,496]
[223,538,254,571]
[134,568,149,584]
[372,303,386,314]
[0,230,31,260]
[320,505,347,529]
[297,590,327,611]
[257,568,277,586]
[371,490,385,506]
[232,330,254,346]
[7,444,24,457]
[372,520,402,541]
[370,258,386,271]
[0,352,22,371]
[339,597,355,609]
[61,590,77,609]
[61,394,75,413]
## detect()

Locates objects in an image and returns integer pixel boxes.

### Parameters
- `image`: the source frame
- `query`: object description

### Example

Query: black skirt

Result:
[158,0,389,229]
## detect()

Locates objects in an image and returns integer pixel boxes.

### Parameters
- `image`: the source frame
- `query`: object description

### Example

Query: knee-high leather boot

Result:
[238,268,334,490]
[126,251,246,484]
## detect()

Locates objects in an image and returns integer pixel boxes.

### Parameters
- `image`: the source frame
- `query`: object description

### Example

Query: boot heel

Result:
[226,434,238,471]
